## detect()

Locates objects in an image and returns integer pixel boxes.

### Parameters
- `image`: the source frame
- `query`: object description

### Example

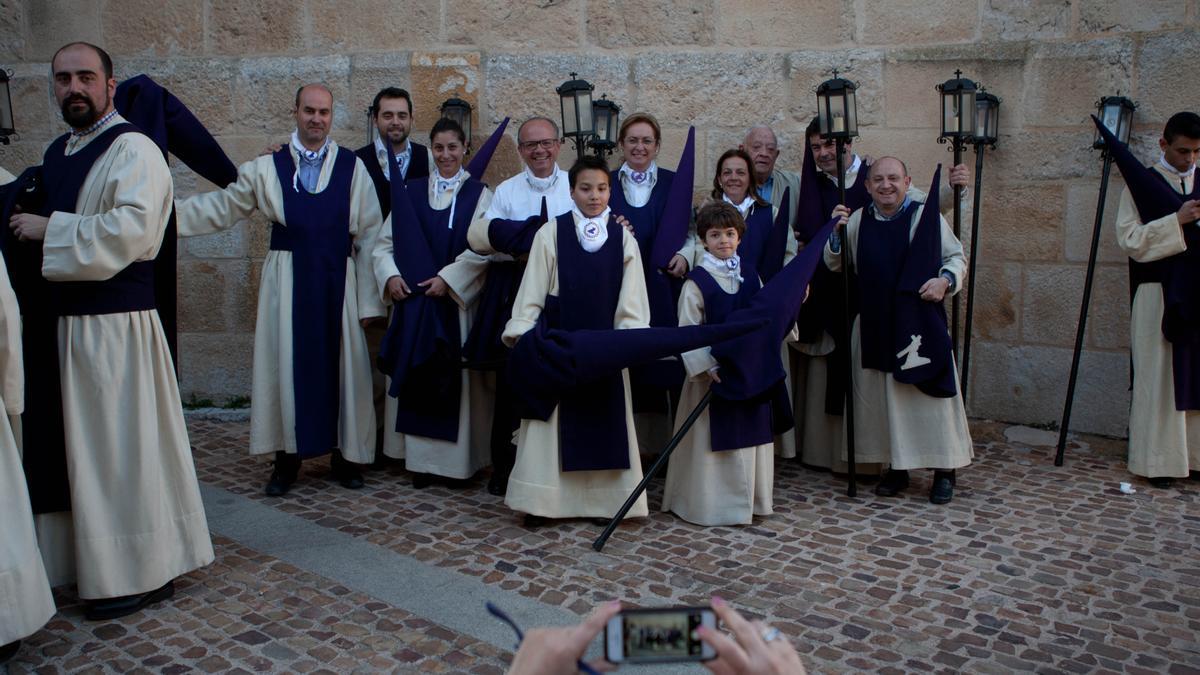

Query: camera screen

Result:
[622,610,704,660]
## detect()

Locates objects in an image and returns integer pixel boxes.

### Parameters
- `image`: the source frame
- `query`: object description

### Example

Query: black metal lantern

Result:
[938,70,977,140]
[0,69,15,144]
[974,88,1000,147]
[589,95,620,156]
[439,95,473,148]
[815,71,858,141]
[1093,95,1136,150]
[556,72,594,153]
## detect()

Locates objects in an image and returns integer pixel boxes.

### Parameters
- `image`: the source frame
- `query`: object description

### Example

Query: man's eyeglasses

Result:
[518,138,559,152]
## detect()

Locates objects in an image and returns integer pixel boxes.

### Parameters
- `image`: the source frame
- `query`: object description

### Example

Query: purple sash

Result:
[270,147,355,458]
[550,213,630,472]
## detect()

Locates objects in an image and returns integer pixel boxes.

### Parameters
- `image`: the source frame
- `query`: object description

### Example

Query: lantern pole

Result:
[960,89,999,403]
[1056,97,1136,466]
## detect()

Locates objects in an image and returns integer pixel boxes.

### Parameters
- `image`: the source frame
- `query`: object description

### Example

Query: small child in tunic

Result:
[501,156,651,527]
[662,201,775,526]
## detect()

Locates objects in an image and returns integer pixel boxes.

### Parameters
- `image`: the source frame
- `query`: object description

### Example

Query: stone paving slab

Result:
[10,418,1200,674]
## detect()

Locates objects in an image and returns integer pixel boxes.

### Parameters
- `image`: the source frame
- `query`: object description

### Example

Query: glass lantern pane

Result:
[1100,103,1120,137]
[1117,106,1133,145]
[961,92,977,135]
[846,91,857,135]
[818,97,831,135]
[561,94,577,136]
[943,93,959,134]
[0,83,11,133]
[578,94,593,138]
[831,92,847,134]
[975,98,989,138]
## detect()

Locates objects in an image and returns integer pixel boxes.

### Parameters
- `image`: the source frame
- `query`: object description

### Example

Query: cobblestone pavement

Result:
[8,419,1200,674]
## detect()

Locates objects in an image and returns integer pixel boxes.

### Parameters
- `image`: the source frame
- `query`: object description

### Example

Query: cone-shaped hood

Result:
[465,117,510,180]
[649,126,696,269]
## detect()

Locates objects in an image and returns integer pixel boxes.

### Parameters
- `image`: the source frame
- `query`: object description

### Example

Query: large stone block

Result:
[0,139,47,176]
[102,0,203,56]
[588,0,714,48]
[208,0,306,56]
[485,53,628,133]
[0,0,26,61]
[977,183,1065,263]
[6,62,55,141]
[27,1,101,61]
[349,52,412,138]
[233,56,352,136]
[1085,265,1129,351]
[1021,263,1086,346]
[968,262,1021,343]
[473,133,522,190]
[1135,30,1200,125]
[1063,179,1127,264]
[881,45,1027,130]
[310,0,440,52]
[715,0,851,48]
[182,221,249,259]
[860,0,978,45]
[968,340,1128,436]
[177,259,257,333]
[115,57,239,135]
[786,49,885,129]
[635,51,787,129]
[1022,38,1133,128]
[178,332,255,402]
[988,129,1099,182]
[409,51,481,137]
[980,0,1072,41]
[1078,0,1190,34]
[446,0,583,48]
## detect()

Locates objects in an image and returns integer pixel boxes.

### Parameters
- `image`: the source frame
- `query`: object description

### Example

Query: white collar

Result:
[524,165,562,193]
[1159,154,1196,179]
[702,251,744,284]
[821,154,862,182]
[292,130,332,161]
[571,207,611,253]
[375,136,411,159]
[722,194,755,217]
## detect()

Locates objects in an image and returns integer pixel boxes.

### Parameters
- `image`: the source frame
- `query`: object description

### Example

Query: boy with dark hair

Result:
[1116,110,1200,488]
[662,201,779,525]
[500,156,651,527]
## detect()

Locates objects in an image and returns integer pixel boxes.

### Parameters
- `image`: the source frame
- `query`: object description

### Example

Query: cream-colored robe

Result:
[661,256,774,526]
[0,173,55,643]
[1116,164,1200,478]
[33,115,213,599]
[371,179,496,478]
[823,203,973,471]
[501,218,651,519]
[176,141,383,463]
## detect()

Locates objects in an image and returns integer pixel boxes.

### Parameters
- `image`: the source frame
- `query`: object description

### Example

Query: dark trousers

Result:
[489,369,519,486]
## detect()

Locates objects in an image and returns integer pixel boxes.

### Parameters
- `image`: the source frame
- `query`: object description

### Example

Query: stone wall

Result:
[2,0,1197,436]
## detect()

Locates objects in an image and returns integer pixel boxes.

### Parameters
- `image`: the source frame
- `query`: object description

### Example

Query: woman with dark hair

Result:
[610,112,694,455]
[705,148,779,276]
[371,117,495,489]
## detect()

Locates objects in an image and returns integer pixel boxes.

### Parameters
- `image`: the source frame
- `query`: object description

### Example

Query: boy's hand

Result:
[666,254,689,278]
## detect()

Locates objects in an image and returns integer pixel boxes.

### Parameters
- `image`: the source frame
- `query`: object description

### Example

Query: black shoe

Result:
[1191,470,1200,481]
[590,517,611,528]
[874,469,910,497]
[412,472,437,489]
[523,514,549,528]
[486,479,507,496]
[0,640,20,664]
[1148,476,1175,488]
[85,580,175,621]
[443,477,473,490]
[930,470,955,504]
[330,451,365,489]
[265,453,299,496]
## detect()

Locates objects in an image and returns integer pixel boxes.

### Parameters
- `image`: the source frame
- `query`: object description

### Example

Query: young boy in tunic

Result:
[501,155,651,527]
[662,201,775,526]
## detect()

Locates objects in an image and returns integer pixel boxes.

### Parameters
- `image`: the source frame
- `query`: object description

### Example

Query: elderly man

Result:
[6,42,213,620]
[741,125,800,232]
[465,116,574,495]
[823,157,972,504]
[176,83,384,496]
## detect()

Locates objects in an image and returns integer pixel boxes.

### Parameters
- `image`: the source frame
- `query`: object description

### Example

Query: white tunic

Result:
[0,172,55,644]
[823,203,973,471]
[34,114,214,599]
[176,141,382,462]
[661,255,774,526]
[371,178,496,478]
[500,217,651,519]
[1116,163,1199,478]
[468,166,574,255]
